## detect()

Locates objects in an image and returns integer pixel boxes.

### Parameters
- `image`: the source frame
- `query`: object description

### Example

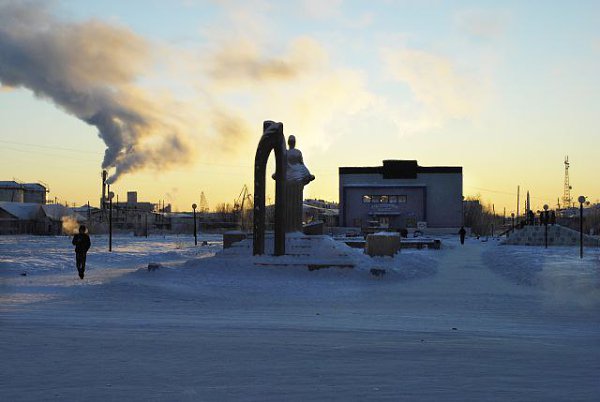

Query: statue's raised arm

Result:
[286,135,315,186]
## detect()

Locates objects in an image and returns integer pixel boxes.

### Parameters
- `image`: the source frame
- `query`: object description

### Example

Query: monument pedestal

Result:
[284,182,303,233]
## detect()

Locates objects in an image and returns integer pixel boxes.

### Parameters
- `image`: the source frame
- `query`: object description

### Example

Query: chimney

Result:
[101,170,108,209]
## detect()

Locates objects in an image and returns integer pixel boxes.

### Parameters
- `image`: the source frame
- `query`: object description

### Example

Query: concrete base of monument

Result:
[218,232,358,270]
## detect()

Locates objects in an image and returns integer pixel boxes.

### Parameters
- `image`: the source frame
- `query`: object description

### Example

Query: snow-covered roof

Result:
[0,202,41,220]
[73,205,100,213]
[41,204,85,221]
[302,204,339,215]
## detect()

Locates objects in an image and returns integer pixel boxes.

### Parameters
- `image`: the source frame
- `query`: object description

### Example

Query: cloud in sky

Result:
[0,1,197,183]
[381,46,488,133]
[0,0,496,186]
[454,9,510,40]
[302,0,343,20]
[0,1,371,182]
[206,36,327,85]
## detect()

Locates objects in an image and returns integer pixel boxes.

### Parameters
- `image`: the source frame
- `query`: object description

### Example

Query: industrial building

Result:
[0,181,47,203]
[0,202,83,235]
[339,160,463,231]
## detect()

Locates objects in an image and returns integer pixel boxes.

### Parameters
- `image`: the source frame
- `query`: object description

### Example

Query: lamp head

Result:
[578,196,586,204]
[192,203,197,210]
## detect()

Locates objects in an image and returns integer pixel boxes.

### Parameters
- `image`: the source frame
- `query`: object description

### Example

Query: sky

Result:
[0,0,598,213]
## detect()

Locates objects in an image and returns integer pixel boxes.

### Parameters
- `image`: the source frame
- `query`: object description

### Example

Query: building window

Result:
[363,194,408,203]
[363,195,407,204]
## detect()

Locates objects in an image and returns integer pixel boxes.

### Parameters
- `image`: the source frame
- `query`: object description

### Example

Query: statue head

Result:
[287,135,296,149]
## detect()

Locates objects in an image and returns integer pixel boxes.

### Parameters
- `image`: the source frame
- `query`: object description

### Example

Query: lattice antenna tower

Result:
[562,156,572,208]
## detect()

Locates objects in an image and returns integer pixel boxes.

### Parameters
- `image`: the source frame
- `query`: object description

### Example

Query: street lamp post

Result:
[192,203,198,246]
[109,191,114,252]
[578,196,586,259]
[511,212,515,232]
[543,204,549,249]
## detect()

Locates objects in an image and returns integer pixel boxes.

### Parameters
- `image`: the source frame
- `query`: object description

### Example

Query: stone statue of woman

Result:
[285,135,315,185]
[279,134,314,232]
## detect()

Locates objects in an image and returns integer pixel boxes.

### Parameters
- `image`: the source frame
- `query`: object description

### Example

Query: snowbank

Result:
[483,244,600,307]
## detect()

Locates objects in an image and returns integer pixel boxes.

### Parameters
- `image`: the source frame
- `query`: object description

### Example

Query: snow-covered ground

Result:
[1,235,599,401]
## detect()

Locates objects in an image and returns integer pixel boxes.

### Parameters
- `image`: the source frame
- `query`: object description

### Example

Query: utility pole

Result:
[492,204,495,237]
[516,185,520,222]
[192,203,198,246]
[108,191,114,252]
[543,204,549,248]
[578,196,586,258]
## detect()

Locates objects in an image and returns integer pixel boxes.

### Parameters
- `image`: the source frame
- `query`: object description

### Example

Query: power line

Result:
[465,185,555,202]
[0,139,102,154]
[1,145,99,163]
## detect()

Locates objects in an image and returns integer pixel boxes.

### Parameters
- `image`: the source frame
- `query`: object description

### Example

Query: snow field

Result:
[1,235,599,401]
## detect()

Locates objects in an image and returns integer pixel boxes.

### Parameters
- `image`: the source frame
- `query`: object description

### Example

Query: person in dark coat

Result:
[72,225,91,279]
[458,226,467,245]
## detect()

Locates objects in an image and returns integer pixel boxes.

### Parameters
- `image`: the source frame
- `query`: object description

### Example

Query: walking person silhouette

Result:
[72,225,91,279]
[458,226,467,245]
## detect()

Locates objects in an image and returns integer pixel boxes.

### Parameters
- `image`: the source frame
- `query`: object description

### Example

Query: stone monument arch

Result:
[253,121,287,256]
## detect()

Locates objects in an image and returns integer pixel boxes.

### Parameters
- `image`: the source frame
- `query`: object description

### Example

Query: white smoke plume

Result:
[0,1,195,183]
[0,1,377,185]
[61,215,80,235]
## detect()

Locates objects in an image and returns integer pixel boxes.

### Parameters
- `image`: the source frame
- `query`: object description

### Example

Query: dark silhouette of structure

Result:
[253,121,287,256]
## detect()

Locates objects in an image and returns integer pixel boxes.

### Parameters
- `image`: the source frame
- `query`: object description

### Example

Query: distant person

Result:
[458,226,467,245]
[530,210,535,226]
[550,210,556,225]
[72,225,91,279]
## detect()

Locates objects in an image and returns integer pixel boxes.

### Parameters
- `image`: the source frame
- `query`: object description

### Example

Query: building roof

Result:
[0,181,47,190]
[0,202,41,220]
[42,204,73,220]
[0,202,86,221]
[0,180,22,189]
[339,160,462,179]
[22,183,47,191]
